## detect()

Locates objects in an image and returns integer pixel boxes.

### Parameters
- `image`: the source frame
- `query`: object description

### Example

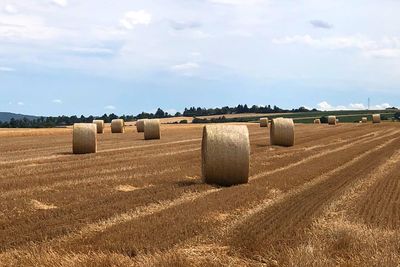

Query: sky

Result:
[0,0,399,116]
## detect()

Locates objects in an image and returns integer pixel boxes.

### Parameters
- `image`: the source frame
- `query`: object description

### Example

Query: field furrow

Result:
[347,152,400,230]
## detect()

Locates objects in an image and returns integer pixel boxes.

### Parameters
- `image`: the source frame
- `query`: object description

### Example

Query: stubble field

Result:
[0,123,399,266]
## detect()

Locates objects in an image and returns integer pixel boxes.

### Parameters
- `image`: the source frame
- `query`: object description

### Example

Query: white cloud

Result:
[316,101,333,111]
[365,49,400,58]
[62,46,115,56]
[317,101,391,111]
[170,62,200,76]
[373,103,391,109]
[171,62,199,71]
[4,4,18,14]
[52,0,68,7]
[0,15,63,41]
[208,0,263,5]
[190,52,201,57]
[17,101,24,106]
[165,108,177,115]
[105,105,116,110]
[52,99,62,104]
[273,35,377,50]
[273,35,400,61]
[119,10,152,30]
[349,103,366,110]
[0,67,15,72]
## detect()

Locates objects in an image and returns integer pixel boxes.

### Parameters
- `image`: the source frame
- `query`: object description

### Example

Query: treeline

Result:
[0,105,314,128]
[0,108,173,128]
[182,105,313,117]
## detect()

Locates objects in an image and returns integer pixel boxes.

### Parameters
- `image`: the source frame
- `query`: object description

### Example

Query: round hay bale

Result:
[144,119,160,140]
[328,116,337,125]
[73,123,97,154]
[314,119,321,124]
[270,118,295,147]
[202,125,250,186]
[93,120,104,134]
[111,119,124,133]
[260,118,269,127]
[136,119,147,132]
[372,114,381,123]
[362,117,368,123]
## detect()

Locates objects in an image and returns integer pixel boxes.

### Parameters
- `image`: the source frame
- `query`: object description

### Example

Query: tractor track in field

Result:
[347,151,400,230]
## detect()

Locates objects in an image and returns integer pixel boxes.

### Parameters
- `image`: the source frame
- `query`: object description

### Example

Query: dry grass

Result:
[31,200,57,210]
[115,185,139,192]
[1,123,400,266]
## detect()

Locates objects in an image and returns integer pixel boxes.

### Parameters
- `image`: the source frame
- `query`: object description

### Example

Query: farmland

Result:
[0,122,399,266]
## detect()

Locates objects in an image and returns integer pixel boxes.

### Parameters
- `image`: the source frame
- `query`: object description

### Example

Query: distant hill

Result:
[0,112,38,122]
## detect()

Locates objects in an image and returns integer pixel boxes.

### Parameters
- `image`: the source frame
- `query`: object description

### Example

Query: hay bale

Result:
[314,119,321,124]
[328,116,337,125]
[144,119,160,140]
[372,114,381,123]
[202,125,250,186]
[136,119,147,132]
[73,123,97,154]
[260,118,269,127]
[111,119,124,133]
[93,120,104,134]
[270,118,295,147]
[362,117,368,123]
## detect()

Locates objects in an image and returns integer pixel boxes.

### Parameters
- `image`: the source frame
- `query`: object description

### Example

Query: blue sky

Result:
[0,0,399,116]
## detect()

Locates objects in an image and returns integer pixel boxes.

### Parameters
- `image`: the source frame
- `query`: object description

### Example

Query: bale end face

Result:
[73,123,97,154]
[362,117,368,123]
[93,120,104,134]
[314,119,321,124]
[202,125,250,186]
[328,116,337,125]
[144,119,161,140]
[260,118,269,127]
[372,114,381,123]
[111,119,125,133]
[270,118,295,147]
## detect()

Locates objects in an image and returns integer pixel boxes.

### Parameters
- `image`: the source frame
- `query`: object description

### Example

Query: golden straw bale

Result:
[260,118,269,127]
[314,119,321,124]
[202,125,250,186]
[372,114,381,123]
[111,119,124,133]
[73,123,97,154]
[270,118,295,147]
[328,116,337,125]
[362,117,368,123]
[136,119,147,132]
[144,119,161,140]
[93,120,104,134]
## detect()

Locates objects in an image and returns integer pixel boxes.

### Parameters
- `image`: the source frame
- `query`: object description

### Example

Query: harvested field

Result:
[0,123,399,266]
